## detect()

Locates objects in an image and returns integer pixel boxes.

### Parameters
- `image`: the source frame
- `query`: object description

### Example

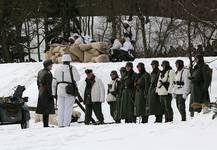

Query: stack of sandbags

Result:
[79,42,110,62]
[91,54,110,63]
[45,42,110,63]
[91,42,109,54]
[45,44,81,63]
[68,44,84,62]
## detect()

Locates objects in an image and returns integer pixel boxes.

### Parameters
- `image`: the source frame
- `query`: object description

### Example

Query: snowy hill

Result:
[0,57,217,150]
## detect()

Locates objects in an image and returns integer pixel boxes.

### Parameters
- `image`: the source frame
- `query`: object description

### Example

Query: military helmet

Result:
[175,59,184,68]
[43,59,53,68]
[125,62,133,68]
[161,60,170,67]
[151,60,159,66]
[194,54,204,63]
[137,62,145,68]
[110,70,118,76]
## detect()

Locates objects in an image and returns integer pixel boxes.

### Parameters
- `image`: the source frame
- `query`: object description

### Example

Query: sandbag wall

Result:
[45,42,110,63]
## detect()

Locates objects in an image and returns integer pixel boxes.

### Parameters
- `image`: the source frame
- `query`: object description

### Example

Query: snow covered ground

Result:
[0,57,217,150]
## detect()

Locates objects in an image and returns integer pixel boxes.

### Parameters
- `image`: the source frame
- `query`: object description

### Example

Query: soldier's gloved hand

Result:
[182,94,188,99]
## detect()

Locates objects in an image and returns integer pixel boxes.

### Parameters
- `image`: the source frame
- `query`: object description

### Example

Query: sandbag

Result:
[91,57,97,63]
[94,54,110,63]
[87,48,101,56]
[45,51,53,60]
[91,42,109,54]
[84,52,95,62]
[54,52,60,57]
[59,48,65,55]
[51,55,58,64]
[69,44,84,62]
[71,54,80,62]
[51,46,61,54]
[79,44,92,51]
[57,57,62,63]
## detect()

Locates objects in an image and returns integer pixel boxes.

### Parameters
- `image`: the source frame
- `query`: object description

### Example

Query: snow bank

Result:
[0,57,217,150]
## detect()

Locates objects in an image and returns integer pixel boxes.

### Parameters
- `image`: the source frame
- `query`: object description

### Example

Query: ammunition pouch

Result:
[174,81,184,86]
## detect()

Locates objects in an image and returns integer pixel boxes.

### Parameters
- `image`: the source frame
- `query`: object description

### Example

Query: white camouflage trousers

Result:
[57,96,75,127]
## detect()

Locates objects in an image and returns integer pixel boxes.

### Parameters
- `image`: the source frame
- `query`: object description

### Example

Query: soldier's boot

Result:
[181,113,186,121]
[190,111,194,117]
[125,119,129,123]
[115,119,121,123]
[43,114,49,127]
[141,116,148,123]
[155,115,162,123]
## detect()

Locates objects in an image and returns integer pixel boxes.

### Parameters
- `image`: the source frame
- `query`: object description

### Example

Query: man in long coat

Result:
[120,62,136,123]
[36,59,55,127]
[189,54,211,117]
[145,60,163,123]
[134,62,150,123]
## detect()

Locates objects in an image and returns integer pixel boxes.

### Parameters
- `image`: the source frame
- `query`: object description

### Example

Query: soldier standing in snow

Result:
[52,54,80,127]
[36,59,55,127]
[172,60,191,121]
[145,60,163,123]
[120,62,137,123]
[115,67,127,123]
[106,70,121,122]
[134,63,150,123]
[82,69,105,125]
[156,61,176,122]
[189,54,211,117]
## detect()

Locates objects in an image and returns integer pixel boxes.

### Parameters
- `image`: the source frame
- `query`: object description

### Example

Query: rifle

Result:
[75,98,96,124]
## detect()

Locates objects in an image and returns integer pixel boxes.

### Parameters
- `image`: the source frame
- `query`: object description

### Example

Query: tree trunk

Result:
[36,18,41,61]
[1,30,11,62]
[111,16,117,39]
[87,16,90,35]
[44,17,49,51]
[101,22,109,41]
[15,22,24,62]
[91,16,94,39]
[24,19,31,61]
[139,16,148,57]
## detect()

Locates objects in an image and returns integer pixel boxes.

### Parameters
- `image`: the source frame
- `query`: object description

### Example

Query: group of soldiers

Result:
[107,54,211,123]
[36,53,212,127]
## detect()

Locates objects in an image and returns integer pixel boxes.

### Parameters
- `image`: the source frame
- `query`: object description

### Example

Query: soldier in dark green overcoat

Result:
[189,54,211,117]
[145,60,163,123]
[120,62,136,123]
[134,62,150,123]
[36,59,55,127]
